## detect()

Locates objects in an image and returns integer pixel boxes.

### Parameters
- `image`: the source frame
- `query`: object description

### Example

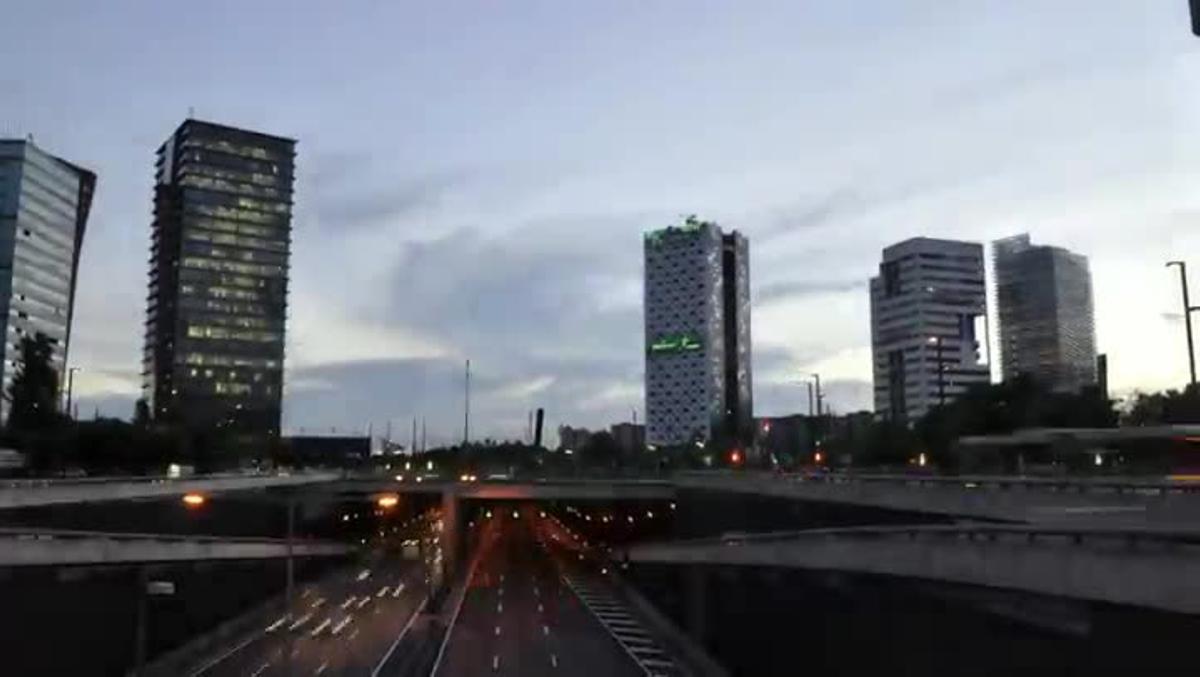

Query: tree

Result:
[7,333,62,433]
[1123,385,1200,426]
[133,398,151,426]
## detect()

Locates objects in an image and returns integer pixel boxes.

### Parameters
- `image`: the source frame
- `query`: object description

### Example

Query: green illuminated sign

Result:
[648,332,703,354]
[645,215,714,246]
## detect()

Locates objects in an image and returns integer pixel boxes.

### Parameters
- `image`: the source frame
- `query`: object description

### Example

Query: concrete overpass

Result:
[674,471,1200,526]
[626,523,1200,615]
[328,477,676,501]
[0,526,350,566]
[0,472,342,508]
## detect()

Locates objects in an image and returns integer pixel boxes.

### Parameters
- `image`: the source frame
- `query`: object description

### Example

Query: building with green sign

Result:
[643,216,752,447]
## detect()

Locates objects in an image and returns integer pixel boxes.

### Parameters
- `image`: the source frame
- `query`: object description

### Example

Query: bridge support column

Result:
[683,567,708,644]
[440,491,463,582]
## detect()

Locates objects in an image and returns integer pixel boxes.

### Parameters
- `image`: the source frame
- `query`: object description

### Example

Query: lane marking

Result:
[550,654,559,668]
[315,661,328,675]
[265,615,290,632]
[370,596,428,677]
[543,624,550,636]
[357,597,371,609]
[332,616,353,635]
[357,569,372,581]
[250,662,271,677]
[310,597,326,610]
[492,654,500,671]
[288,613,314,631]
[349,628,360,640]
[497,601,503,613]
[376,585,389,598]
[392,582,406,598]
[494,625,501,636]
[309,618,332,637]
[340,596,358,610]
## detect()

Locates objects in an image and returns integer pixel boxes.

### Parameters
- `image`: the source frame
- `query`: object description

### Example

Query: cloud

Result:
[755,278,866,306]
[308,153,469,231]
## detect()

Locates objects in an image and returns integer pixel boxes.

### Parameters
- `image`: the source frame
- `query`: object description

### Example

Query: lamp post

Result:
[1167,261,1198,386]
[65,366,80,418]
[810,373,823,417]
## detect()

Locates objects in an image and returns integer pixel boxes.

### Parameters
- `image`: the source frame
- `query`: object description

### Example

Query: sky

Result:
[4,1,1200,447]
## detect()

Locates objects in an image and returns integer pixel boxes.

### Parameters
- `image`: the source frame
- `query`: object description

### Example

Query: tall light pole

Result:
[1167,261,1198,386]
[463,359,471,446]
[65,366,80,418]
[810,373,823,417]
[806,381,815,417]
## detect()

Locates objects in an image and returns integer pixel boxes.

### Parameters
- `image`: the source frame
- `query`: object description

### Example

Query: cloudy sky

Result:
[4,1,1200,445]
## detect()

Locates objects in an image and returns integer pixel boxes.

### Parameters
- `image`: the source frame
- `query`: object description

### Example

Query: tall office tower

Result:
[993,234,1097,393]
[870,237,990,422]
[0,139,94,419]
[143,120,294,435]
[643,216,752,448]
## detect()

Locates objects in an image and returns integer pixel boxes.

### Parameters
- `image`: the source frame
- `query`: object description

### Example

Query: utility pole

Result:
[65,366,80,418]
[411,417,417,454]
[806,381,815,417]
[463,359,471,445]
[810,373,823,417]
[1167,261,1198,386]
[421,417,426,453]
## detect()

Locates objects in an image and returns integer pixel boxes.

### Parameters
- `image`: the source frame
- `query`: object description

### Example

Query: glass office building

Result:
[0,139,94,419]
[142,119,294,435]
[993,234,1096,393]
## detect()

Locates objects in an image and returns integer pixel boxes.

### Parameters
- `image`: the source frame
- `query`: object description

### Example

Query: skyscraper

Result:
[643,216,751,448]
[142,120,294,435]
[993,234,1096,393]
[0,138,94,419]
[870,237,990,422]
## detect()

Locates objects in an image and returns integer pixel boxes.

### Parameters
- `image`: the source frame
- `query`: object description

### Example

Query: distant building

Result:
[285,435,369,466]
[0,139,95,418]
[609,422,645,455]
[644,216,752,448]
[142,119,295,436]
[557,425,593,452]
[993,234,1096,393]
[870,237,990,422]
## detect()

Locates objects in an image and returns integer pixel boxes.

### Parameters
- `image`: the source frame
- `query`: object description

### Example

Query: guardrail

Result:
[676,470,1200,496]
[0,526,326,546]
[1,469,332,490]
[643,522,1200,551]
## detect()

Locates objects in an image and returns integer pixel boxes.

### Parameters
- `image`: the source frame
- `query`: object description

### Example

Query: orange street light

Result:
[182,493,206,508]
[377,494,400,509]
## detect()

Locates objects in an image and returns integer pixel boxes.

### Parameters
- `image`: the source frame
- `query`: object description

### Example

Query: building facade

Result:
[557,425,593,452]
[609,422,645,455]
[142,120,294,435]
[643,216,752,447]
[0,139,94,417]
[870,237,990,422]
[993,234,1096,393]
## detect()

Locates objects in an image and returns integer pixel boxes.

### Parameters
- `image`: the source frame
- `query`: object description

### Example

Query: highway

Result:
[190,522,438,676]
[434,508,644,677]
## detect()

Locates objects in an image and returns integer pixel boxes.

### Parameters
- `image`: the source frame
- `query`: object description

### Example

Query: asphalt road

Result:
[192,530,437,677]
[433,508,642,677]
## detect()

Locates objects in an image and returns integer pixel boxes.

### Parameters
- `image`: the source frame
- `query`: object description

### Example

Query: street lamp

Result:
[1166,261,1198,386]
[65,366,80,418]
[810,373,823,416]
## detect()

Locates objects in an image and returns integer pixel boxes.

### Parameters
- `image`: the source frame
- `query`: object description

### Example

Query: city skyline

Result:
[5,2,1200,444]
